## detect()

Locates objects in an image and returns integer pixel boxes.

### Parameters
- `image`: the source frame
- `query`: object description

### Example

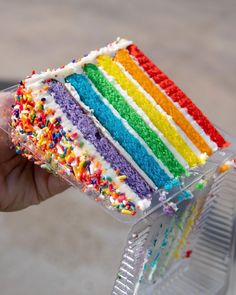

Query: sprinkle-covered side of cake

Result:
[11,38,228,216]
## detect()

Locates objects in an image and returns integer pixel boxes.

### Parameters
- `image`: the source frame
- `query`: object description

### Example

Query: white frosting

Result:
[137,199,152,211]
[25,38,132,85]
[65,82,157,190]
[130,54,218,152]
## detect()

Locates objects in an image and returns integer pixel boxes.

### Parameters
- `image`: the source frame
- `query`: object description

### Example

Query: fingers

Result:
[47,173,71,197]
[0,129,16,163]
[33,164,70,203]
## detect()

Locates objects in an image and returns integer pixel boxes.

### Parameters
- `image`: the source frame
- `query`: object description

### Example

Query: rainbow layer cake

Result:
[11,38,228,216]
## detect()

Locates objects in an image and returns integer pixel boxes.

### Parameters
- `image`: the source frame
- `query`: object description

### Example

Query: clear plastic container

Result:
[1,86,236,226]
[112,132,236,295]
[0,86,141,222]
[1,86,236,294]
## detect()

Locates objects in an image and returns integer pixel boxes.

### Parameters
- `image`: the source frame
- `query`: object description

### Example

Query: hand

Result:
[0,92,69,211]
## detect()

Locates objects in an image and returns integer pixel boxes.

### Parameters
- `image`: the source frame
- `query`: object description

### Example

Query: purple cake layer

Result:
[47,80,154,198]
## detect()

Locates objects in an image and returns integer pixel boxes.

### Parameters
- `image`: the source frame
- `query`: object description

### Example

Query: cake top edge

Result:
[24,37,133,86]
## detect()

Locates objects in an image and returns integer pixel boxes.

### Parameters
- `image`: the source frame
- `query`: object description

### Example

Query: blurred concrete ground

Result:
[0,0,235,294]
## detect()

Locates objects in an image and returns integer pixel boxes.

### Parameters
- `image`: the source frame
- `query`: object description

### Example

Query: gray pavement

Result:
[0,0,235,294]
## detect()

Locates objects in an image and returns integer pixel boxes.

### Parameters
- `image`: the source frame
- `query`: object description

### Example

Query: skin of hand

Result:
[0,92,69,212]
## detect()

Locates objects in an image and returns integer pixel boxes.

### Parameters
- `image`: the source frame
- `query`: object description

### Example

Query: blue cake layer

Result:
[66,74,171,187]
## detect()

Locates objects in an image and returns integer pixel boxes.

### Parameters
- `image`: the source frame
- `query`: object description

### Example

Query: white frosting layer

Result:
[65,82,157,190]
[25,38,132,85]
[130,54,218,152]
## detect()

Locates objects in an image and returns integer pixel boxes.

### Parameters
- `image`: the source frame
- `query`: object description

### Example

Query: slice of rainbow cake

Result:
[11,38,228,217]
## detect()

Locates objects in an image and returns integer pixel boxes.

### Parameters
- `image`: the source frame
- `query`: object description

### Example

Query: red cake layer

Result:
[128,44,228,148]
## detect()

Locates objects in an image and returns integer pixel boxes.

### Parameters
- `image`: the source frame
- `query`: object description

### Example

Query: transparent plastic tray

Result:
[112,132,236,295]
[0,86,235,226]
[1,86,236,294]
[0,86,141,222]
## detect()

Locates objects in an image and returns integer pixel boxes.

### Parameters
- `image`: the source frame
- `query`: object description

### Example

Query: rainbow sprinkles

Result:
[11,38,228,216]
